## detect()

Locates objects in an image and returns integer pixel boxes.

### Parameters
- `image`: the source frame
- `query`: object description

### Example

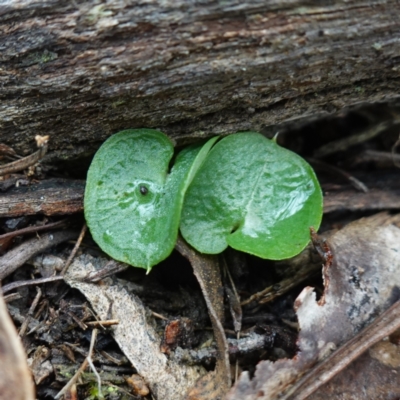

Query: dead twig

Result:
[241,261,321,306]
[174,329,296,366]
[150,311,168,321]
[324,187,400,213]
[308,158,368,193]
[0,135,49,176]
[0,178,85,218]
[62,224,87,275]
[351,149,400,168]
[3,293,22,303]
[282,299,400,400]
[0,219,67,243]
[83,260,129,282]
[64,310,88,331]
[2,275,64,295]
[19,287,42,337]
[0,143,21,160]
[55,328,101,399]
[222,256,242,383]
[313,120,399,158]
[392,134,400,168]
[86,319,119,327]
[0,230,78,281]
[0,219,68,255]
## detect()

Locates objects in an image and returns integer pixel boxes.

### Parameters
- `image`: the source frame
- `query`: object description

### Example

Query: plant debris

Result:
[228,213,400,400]
[0,292,35,400]
[64,254,206,399]
[0,135,49,177]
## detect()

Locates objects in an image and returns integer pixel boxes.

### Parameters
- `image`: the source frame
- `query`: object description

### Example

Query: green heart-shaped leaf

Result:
[84,129,217,271]
[180,132,323,260]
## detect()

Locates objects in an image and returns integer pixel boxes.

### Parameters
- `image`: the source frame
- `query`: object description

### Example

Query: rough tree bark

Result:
[1,0,399,161]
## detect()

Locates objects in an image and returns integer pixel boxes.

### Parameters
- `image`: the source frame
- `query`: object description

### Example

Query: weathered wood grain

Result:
[1,0,399,161]
[0,178,84,217]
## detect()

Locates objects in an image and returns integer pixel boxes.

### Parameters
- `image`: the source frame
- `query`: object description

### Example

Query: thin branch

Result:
[55,328,100,399]
[19,288,42,337]
[62,223,87,275]
[308,158,368,193]
[0,135,49,176]
[86,319,119,327]
[0,219,67,243]
[0,230,77,281]
[0,143,21,160]
[3,293,22,303]
[150,311,168,321]
[353,149,400,166]
[222,256,242,382]
[391,134,400,168]
[2,275,64,295]
[83,260,129,282]
[240,261,321,306]
[314,120,399,158]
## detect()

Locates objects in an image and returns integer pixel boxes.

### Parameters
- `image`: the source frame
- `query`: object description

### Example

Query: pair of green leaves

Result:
[84,129,322,272]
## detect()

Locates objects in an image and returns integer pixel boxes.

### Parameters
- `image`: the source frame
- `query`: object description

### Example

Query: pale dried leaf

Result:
[228,213,400,400]
[64,254,206,400]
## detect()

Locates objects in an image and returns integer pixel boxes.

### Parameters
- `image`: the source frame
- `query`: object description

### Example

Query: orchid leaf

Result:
[84,129,217,271]
[180,132,323,260]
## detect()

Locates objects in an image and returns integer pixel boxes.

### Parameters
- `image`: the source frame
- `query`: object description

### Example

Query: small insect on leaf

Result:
[139,186,148,195]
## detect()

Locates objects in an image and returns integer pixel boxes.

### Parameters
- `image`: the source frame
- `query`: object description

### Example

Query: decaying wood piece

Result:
[1,0,400,160]
[323,188,400,213]
[2,170,400,218]
[322,170,400,213]
[0,178,84,217]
